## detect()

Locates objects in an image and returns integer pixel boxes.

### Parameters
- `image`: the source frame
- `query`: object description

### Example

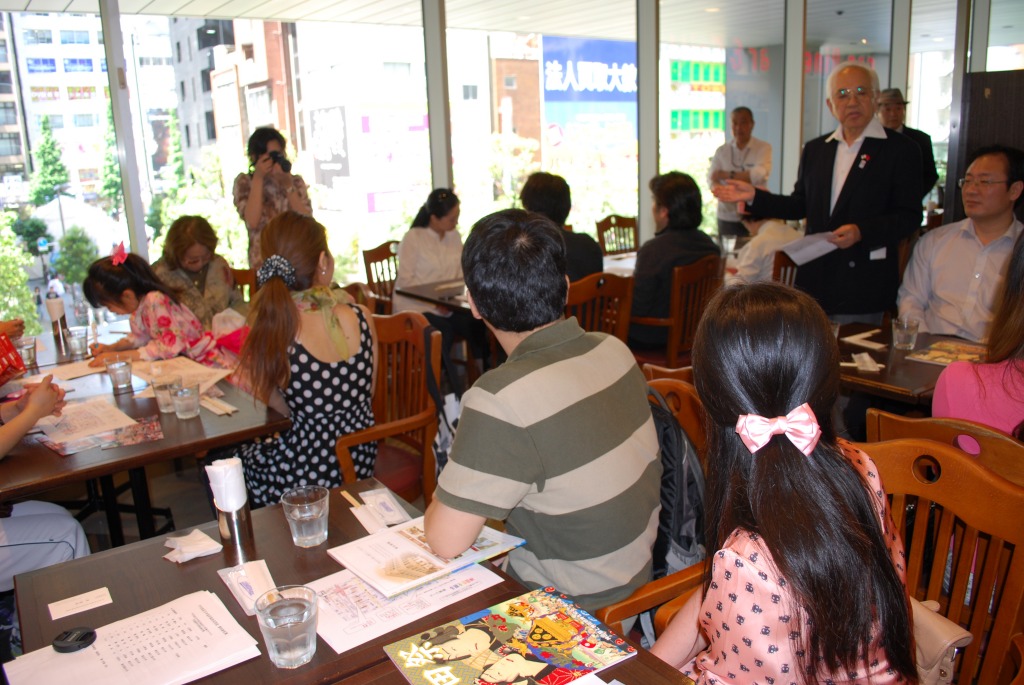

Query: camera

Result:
[268,150,292,174]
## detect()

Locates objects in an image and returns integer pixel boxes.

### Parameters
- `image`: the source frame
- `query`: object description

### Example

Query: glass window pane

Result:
[987,0,1024,70]
[446,2,639,243]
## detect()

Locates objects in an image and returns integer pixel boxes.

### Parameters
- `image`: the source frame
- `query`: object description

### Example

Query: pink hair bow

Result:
[111,241,128,266]
[735,402,822,456]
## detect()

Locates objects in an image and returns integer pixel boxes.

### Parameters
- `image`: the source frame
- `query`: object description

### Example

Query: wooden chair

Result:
[594,377,709,636]
[564,272,634,343]
[340,282,384,313]
[596,215,639,256]
[631,255,722,368]
[771,250,797,287]
[335,312,442,505]
[854,438,1024,684]
[866,408,1024,487]
[641,364,693,384]
[230,267,257,302]
[362,240,400,314]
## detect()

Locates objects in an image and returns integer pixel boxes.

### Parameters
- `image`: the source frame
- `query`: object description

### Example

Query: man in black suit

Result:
[878,87,940,201]
[519,172,603,282]
[714,62,922,322]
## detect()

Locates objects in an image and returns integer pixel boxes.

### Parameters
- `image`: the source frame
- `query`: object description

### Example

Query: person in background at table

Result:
[877,87,939,201]
[714,62,922,324]
[232,127,312,270]
[724,212,801,286]
[933,230,1024,438]
[0,376,88,660]
[650,282,914,683]
[898,144,1023,343]
[519,172,602,282]
[153,215,243,329]
[46,274,65,298]
[83,244,229,368]
[394,188,485,390]
[235,211,377,508]
[708,106,772,247]
[629,171,719,349]
[424,209,661,613]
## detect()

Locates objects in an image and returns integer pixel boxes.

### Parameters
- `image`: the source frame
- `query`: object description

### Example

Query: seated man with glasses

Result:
[898,144,1023,342]
[713,62,922,324]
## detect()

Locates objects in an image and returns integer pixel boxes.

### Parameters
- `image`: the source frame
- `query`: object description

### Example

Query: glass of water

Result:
[104,355,133,394]
[172,382,202,419]
[152,375,183,413]
[254,585,318,669]
[280,486,330,547]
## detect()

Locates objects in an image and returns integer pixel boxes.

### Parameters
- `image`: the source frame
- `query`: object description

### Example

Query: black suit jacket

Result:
[900,125,939,199]
[752,129,922,315]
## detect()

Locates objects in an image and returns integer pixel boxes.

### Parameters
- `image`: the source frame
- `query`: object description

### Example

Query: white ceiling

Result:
[0,0,1019,55]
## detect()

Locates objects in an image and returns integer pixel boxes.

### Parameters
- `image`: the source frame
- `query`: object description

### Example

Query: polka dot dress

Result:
[240,305,376,507]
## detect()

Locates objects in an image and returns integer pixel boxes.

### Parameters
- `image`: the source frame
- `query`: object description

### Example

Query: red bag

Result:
[0,333,27,386]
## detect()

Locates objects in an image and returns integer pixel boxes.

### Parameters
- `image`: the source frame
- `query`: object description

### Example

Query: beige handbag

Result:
[912,598,973,685]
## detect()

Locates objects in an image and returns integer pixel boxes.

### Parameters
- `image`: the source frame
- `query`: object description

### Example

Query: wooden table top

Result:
[14,478,691,685]
[394,280,469,311]
[0,376,290,502]
[838,323,954,405]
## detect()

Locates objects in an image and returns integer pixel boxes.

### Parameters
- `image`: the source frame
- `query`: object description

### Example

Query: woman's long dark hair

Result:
[411,188,459,229]
[83,253,180,309]
[985,230,1024,438]
[692,283,915,683]
[239,211,327,403]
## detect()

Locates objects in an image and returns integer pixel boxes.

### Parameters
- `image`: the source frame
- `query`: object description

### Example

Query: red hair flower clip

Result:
[111,241,128,266]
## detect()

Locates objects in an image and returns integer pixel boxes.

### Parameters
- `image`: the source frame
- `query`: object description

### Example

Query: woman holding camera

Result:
[232,127,313,270]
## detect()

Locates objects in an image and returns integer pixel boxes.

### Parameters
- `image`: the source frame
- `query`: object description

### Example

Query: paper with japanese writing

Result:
[4,590,259,685]
[132,357,231,397]
[35,397,136,443]
[48,587,113,620]
[308,564,502,654]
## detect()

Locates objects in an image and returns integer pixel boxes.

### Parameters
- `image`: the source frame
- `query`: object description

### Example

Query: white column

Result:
[99,0,148,259]
[636,0,659,243]
[889,0,911,91]
[779,0,806,194]
[969,0,990,73]
[421,0,453,190]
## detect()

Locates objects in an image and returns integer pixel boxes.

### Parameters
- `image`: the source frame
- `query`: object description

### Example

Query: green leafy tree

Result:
[146,193,166,240]
[101,108,124,219]
[53,226,99,288]
[11,216,53,258]
[0,213,43,335]
[29,116,71,207]
[164,110,185,203]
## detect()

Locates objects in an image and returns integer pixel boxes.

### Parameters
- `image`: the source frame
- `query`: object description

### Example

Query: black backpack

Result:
[648,386,707,580]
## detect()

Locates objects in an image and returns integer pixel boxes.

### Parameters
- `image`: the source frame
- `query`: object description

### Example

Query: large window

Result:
[27,58,57,73]
[60,29,90,44]
[0,102,16,125]
[0,132,20,156]
[22,29,52,45]
[63,58,94,73]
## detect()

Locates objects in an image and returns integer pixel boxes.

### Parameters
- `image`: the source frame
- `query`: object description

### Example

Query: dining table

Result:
[1,365,290,546]
[12,479,694,685]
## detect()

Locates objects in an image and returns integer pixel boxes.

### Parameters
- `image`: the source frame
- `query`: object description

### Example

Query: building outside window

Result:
[63,58,94,73]
[0,132,22,156]
[60,29,89,44]
[22,29,52,44]
[26,58,56,73]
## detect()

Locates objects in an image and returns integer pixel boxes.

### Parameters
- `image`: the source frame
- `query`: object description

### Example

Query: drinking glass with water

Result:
[254,585,318,669]
[280,486,329,547]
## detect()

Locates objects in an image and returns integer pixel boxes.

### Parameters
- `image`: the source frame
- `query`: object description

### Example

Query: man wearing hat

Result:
[878,87,939,200]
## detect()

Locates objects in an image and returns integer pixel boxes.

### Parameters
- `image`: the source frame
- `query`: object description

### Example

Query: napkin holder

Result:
[217,502,255,564]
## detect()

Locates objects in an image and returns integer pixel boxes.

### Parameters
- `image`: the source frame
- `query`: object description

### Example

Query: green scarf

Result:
[292,286,350,359]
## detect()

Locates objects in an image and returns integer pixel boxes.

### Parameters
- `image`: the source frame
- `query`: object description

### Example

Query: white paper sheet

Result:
[4,591,259,685]
[48,587,113,620]
[782,232,838,266]
[24,359,104,382]
[132,357,232,397]
[309,565,502,655]
[36,397,136,443]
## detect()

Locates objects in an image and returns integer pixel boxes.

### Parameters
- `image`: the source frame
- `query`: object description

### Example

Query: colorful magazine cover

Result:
[383,586,636,685]
[907,340,986,366]
[36,415,164,456]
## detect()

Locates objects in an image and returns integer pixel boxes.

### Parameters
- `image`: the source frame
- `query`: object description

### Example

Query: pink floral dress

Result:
[683,441,909,684]
[125,292,233,368]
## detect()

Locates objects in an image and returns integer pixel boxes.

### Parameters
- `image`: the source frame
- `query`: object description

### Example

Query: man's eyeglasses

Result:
[958,177,1009,189]
[832,86,874,102]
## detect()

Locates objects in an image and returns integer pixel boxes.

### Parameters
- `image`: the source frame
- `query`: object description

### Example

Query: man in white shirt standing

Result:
[899,145,1023,342]
[707,107,772,245]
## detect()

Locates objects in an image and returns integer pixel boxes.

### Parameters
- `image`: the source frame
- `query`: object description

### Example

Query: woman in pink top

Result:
[651,283,916,684]
[934,231,1024,439]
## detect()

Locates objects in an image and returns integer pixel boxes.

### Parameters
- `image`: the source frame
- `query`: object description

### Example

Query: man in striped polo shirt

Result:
[424,209,662,613]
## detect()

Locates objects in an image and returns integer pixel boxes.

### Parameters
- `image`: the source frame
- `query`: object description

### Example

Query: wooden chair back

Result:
[336,312,442,505]
[855,438,1024,684]
[340,282,383,313]
[596,214,639,256]
[362,240,400,314]
[867,408,1024,487]
[564,272,634,343]
[641,364,693,383]
[630,255,722,367]
[771,250,797,286]
[230,267,257,302]
[648,378,708,467]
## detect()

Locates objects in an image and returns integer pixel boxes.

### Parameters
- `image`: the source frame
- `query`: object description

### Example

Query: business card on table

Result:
[49,587,113,620]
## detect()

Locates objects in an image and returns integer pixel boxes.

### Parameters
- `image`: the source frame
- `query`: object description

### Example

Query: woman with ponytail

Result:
[236,211,377,507]
[651,282,916,684]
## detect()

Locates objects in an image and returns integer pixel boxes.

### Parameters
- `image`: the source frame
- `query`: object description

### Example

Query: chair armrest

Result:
[334,410,436,484]
[594,562,704,637]
[630,316,671,328]
[1011,634,1024,685]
